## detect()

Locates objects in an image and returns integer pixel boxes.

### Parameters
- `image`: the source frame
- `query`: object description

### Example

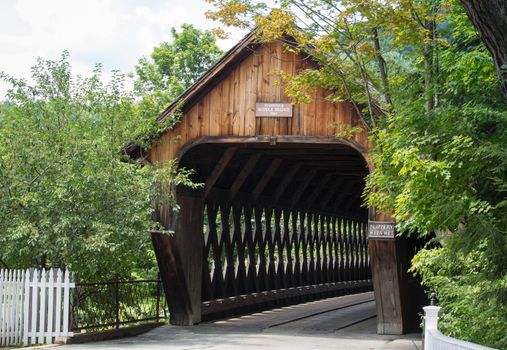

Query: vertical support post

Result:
[151,190,204,325]
[155,274,161,322]
[423,305,440,350]
[369,239,404,334]
[368,209,409,335]
[114,277,120,329]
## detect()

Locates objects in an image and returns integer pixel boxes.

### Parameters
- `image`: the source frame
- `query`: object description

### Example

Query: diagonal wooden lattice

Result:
[202,200,371,302]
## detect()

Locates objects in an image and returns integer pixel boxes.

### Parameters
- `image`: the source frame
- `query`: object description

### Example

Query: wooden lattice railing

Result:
[201,200,372,318]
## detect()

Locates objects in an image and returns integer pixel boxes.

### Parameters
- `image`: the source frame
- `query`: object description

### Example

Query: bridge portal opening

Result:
[175,138,372,321]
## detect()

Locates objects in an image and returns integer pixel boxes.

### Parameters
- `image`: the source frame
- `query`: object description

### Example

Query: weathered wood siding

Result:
[148,41,370,164]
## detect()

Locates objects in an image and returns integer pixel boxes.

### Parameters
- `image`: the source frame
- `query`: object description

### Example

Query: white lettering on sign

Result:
[255,102,293,117]
[368,221,395,239]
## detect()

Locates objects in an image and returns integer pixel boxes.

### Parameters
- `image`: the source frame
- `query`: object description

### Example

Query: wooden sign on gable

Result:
[255,102,293,117]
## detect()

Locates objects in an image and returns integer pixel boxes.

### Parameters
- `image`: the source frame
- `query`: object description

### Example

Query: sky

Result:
[0,0,246,99]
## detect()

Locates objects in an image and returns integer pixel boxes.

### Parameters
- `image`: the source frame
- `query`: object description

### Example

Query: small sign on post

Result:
[255,102,293,117]
[368,221,395,239]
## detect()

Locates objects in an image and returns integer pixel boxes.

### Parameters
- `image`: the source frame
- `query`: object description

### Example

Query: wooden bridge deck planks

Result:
[273,300,376,332]
[204,292,375,332]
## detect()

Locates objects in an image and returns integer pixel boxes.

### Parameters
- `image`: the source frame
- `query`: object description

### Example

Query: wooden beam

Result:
[332,184,357,212]
[219,150,362,161]
[291,169,317,206]
[175,135,370,160]
[253,158,282,200]
[342,193,365,216]
[333,193,356,216]
[292,169,366,176]
[320,178,345,209]
[230,153,261,199]
[306,173,332,207]
[205,187,365,221]
[204,147,237,198]
[274,164,301,203]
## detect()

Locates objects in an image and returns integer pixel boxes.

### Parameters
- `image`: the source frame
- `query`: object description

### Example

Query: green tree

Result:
[133,24,223,119]
[0,53,197,281]
[206,0,507,347]
[369,11,507,345]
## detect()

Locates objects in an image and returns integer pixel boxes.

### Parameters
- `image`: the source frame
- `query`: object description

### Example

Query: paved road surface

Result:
[53,292,422,350]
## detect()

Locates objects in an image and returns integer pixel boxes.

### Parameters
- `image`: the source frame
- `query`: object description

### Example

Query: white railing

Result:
[423,305,497,350]
[0,268,74,347]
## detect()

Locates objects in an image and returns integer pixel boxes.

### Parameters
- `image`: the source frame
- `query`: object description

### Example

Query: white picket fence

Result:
[0,268,75,347]
[423,305,497,350]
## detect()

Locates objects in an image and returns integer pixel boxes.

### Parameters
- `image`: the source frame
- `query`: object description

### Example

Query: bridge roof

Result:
[158,30,258,123]
[125,30,311,159]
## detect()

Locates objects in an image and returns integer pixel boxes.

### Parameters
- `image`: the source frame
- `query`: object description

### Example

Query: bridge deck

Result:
[207,292,376,333]
[60,293,421,350]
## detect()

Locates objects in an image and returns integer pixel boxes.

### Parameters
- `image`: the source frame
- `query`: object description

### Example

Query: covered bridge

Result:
[129,31,426,335]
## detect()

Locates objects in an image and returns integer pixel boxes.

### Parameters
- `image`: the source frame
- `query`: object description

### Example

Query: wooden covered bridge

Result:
[128,31,426,335]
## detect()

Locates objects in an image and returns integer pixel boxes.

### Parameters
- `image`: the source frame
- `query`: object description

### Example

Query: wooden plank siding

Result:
[148,41,370,166]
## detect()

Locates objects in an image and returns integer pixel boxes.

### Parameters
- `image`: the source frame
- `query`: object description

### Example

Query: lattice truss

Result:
[202,200,371,301]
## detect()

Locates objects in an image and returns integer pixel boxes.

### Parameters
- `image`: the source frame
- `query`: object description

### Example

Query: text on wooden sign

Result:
[368,221,395,239]
[255,102,293,117]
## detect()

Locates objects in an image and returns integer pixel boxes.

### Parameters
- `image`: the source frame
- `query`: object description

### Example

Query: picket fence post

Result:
[22,269,29,346]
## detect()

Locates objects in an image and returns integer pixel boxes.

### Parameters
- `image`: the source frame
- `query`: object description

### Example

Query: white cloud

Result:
[0,0,247,99]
